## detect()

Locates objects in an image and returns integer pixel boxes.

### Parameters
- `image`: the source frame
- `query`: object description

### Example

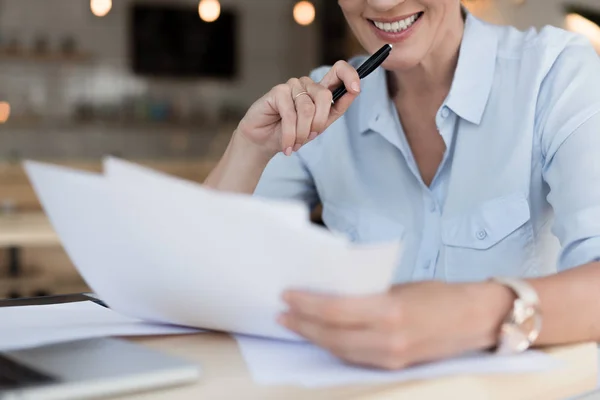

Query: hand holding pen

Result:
[331,44,392,103]
[235,44,393,157]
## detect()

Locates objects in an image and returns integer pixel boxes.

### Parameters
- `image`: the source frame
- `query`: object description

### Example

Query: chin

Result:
[381,54,423,71]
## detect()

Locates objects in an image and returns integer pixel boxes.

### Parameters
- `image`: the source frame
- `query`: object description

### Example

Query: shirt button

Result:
[441,107,450,118]
[429,202,437,213]
[476,230,487,240]
[423,261,431,269]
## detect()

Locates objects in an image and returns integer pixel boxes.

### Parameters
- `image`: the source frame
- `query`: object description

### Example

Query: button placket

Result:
[412,192,441,280]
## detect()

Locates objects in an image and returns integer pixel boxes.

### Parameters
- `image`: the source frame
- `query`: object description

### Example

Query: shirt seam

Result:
[541,107,600,165]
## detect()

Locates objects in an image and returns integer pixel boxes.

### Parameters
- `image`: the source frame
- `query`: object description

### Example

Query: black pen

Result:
[331,43,393,104]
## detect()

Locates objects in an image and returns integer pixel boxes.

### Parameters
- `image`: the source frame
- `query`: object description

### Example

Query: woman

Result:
[206,0,600,369]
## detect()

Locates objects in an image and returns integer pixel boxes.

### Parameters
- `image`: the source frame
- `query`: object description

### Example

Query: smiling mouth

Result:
[369,12,424,33]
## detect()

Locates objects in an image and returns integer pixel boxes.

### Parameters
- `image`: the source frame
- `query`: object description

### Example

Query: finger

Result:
[279,312,407,370]
[283,290,393,328]
[319,61,361,92]
[271,84,297,155]
[279,312,365,356]
[289,78,315,150]
[300,77,331,137]
[318,61,361,122]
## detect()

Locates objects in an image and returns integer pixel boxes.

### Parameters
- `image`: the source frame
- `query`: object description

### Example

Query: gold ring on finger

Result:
[294,91,309,101]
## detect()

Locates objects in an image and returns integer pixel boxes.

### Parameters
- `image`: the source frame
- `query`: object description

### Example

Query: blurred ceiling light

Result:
[565,13,600,50]
[462,0,492,14]
[90,0,112,17]
[294,1,316,26]
[0,102,10,124]
[199,0,221,23]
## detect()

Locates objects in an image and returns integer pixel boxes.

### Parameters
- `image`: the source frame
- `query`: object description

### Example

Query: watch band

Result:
[491,277,542,355]
[494,277,540,305]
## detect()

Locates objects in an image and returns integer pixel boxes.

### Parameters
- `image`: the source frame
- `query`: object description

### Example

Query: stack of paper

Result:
[234,335,562,387]
[0,301,200,352]
[24,158,403,341]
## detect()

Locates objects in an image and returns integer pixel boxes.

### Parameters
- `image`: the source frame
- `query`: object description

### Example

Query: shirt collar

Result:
[352,11,498,135]
[349,65,390,135]
[445,12,498,125]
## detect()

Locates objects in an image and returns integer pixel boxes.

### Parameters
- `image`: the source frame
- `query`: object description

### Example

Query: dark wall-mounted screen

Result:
[130,3,237,78]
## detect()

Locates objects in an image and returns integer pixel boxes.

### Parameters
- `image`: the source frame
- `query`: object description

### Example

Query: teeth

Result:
[373,13,420,33]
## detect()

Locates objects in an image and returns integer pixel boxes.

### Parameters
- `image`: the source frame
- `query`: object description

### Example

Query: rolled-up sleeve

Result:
[541,41,600,270]
[254,152,319,209]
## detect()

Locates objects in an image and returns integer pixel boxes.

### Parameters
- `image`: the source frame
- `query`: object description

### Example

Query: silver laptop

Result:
[0,337,201,400]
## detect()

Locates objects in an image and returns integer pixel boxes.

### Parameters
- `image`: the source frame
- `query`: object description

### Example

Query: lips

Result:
[369,12,424,33]
[367,11,424,42]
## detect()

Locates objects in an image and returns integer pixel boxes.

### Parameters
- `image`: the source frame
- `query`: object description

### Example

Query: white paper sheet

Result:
[234,335,563,387]
[102,156,311,229]
[0,302,200,352]
[23,161,178,325]
[24,159,404,341]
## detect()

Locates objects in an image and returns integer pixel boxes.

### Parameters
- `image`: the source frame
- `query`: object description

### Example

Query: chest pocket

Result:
[321,203,405,244]
[441,193,536,282]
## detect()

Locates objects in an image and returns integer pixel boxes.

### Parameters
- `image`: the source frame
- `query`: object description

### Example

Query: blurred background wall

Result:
[0,0,598,160]
[0,0,322,161]
[466,0,600,32]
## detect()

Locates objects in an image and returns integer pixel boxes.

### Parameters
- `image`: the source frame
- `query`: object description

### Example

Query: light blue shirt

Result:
[254,13,600,283]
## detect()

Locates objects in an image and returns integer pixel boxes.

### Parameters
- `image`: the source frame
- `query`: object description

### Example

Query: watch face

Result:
[500,324,530,353]
[492,278,542,354]
[513,299,542,344]
[514,299,534,323]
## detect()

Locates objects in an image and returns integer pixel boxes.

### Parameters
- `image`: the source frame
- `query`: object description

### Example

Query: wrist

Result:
[232,127,278,162]
[204,129,275,193]
[466,281,515,348]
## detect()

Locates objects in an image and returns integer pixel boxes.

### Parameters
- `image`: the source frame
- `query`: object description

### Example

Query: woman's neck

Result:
[391,10,466,99]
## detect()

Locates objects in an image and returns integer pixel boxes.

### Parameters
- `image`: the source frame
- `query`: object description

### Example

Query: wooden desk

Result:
[0,212,59,277]
[0,212,59,248]
[0,213,66,297]
[106,334,598,400]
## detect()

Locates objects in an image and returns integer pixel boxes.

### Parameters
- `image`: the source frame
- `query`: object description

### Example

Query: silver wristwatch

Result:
[492,277,542,355]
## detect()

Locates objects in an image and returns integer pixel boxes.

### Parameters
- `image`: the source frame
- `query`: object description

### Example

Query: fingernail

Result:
[351,82,360,92]
[284,147,293,156]
[308,132,318,141]
[293,143,302,152]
